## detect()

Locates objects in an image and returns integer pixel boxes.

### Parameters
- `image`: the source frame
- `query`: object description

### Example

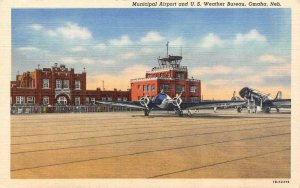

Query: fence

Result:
[11,105,140,114]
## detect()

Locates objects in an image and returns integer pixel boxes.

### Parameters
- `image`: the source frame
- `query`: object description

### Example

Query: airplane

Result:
[238,87,291,113]
[96,90,246,117]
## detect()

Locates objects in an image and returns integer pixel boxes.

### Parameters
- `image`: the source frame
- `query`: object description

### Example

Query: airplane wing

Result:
[96,101,145,109]
[268,99,291,109]
[183,100,246,110]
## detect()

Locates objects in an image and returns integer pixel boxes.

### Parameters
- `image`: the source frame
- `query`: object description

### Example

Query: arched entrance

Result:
[56,95,69,105]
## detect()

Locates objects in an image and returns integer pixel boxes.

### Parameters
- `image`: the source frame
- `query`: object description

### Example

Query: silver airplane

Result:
[238,87,291,113]
[96,90,246,117]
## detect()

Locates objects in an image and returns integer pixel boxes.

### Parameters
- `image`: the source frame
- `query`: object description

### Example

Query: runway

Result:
[11,110,291,178]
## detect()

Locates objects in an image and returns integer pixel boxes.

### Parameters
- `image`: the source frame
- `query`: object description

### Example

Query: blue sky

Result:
[12,8,291,99]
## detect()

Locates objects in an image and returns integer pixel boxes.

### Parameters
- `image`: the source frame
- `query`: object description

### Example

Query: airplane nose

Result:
[239,87,248,98]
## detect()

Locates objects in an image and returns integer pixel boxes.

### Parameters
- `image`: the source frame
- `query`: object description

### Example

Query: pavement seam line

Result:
[149,148,291,178]
[11,132,290,172]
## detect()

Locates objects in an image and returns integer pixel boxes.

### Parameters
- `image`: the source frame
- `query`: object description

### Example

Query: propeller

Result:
[172,92,183,107]
[138,96,150,109]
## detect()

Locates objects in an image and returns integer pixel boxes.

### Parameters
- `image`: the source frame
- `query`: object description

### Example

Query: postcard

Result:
[0,0,299,187]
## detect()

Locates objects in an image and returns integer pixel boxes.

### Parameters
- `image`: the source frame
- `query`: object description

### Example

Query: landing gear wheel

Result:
[265,107,271,113]
[276,108,280,113]
[144,109,149,116]
[237,107,242,113]
[178,110,183,117]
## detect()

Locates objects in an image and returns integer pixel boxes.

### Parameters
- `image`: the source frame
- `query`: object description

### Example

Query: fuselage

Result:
[150,93,173,109]
[239,87,291,110]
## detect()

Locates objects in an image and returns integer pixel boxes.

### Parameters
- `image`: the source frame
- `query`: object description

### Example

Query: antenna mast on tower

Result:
[166,41,169,56]
[180,46,182,56]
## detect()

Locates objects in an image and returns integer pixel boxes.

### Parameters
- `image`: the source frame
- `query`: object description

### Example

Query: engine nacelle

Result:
[139,96,150,107]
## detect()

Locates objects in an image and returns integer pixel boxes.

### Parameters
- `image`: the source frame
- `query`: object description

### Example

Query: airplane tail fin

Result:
[275,91,282,100]
[231,91,241,101]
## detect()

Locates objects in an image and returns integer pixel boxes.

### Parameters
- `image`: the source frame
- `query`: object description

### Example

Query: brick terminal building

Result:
[11,63,130,106]
[131,48,201,102]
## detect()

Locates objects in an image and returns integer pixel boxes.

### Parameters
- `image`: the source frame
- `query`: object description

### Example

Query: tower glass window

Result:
[190,86,198,92]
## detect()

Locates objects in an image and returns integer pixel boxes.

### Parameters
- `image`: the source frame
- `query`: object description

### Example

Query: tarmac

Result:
[11,110,291,178]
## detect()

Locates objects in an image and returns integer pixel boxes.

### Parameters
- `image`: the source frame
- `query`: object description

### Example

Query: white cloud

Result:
[263,64,290,77]
[48,22,92,40]
[190,65,253,77]
[169,37,184,46]
[201,33,224,48]
[99,59,116,65]
[30,24,43,31]
[94,43,107,50]
[60,57,77,64]
[191,65,232,76]
[81,58,95,65]
[71,46,86,52]
[239,64,290,86]
[17,46,40,51]
[259,54,286,63]
[140,47,156,54]
[234,29,267,44]
[109,35,132,46]
[120,52,135,60]
[140,31,164,43]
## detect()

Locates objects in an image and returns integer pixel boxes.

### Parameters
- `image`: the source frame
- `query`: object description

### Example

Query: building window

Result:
[137,85,140,90]
[63,80,69,89]
[27,96,35,104]
[148,85,151,92]
[143,85,147,92]
[160,84,170,92]
[75,80,80,90]
[123,97,127,101]
[107,97,112,101]
[102,97,106,101]
[57,96,67,105]
[56,79,62,89]
[191,97,199,102]
[16,96,25,104]
[176,73,184,79]
[190,86,198,92]
[90,98,95,104]
[75,97,80,106]
[85,97,89,104]
[176,85,185,92]
[43,96,49,105]
[151,84,155,92]
[117,97,122,101]
[43,79,49,88]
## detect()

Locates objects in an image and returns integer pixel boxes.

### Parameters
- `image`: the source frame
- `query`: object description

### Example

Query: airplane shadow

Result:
[132,112,291,119]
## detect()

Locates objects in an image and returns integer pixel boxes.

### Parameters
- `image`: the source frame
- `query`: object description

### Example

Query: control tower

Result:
[130,42,201,102]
